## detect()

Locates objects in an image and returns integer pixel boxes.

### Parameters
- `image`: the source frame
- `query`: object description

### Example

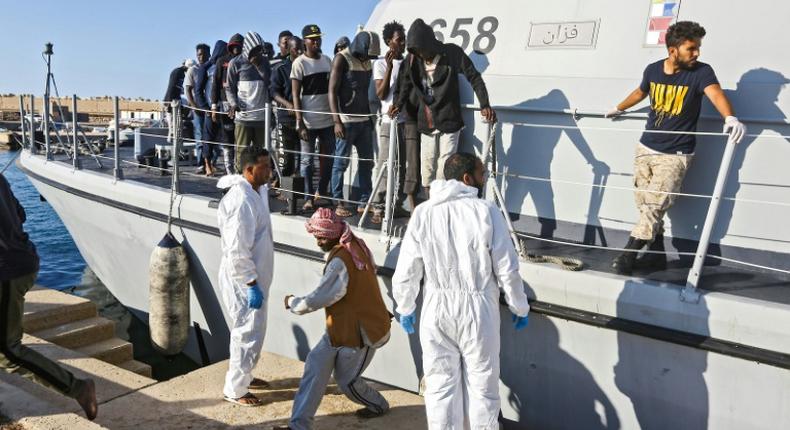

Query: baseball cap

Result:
[302,24,322,39]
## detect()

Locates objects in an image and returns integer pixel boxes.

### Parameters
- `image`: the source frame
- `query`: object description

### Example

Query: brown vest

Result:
[324,243,392,348]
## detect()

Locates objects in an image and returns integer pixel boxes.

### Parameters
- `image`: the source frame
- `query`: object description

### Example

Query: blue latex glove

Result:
[247,283,264,309]
[512,313,529,331]
[400,313,416,334]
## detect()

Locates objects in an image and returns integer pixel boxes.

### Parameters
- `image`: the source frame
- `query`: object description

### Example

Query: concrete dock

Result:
[0,287,427,429]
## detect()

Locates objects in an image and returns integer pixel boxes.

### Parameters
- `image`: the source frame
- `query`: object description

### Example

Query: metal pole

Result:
[28,95,37,155]
[72,95,80,169]
[681,136,738,302]
[113,96,123,180]
[358,159,388,228]
[43,78,52,160]
[18,95,27,150]
[172,100,181,194]
[489,167,525,258]
[381,120,398,237]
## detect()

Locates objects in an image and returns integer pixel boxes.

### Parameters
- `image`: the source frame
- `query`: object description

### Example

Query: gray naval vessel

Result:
[16,0,790,428]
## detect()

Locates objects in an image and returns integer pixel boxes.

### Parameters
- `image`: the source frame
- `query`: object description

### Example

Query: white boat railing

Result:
[18,94,790,303]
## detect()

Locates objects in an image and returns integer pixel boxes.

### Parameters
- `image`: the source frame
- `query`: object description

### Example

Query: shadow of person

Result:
[665,68,790,267]
[292,324,311,361]
[614,280,709,429]
[499,302,620,429]
[459,51,492,156]
[504,90,610,240]
[708,69,790,262]
[378,265,424,382]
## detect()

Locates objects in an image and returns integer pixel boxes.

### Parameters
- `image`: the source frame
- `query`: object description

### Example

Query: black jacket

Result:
[270,56,295,124]
[163,66,186,102]
[0,174,38,281]
[395,18,490,134]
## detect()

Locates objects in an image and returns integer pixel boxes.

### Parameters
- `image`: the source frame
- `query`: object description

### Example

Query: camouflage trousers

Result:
[630,145,693,241]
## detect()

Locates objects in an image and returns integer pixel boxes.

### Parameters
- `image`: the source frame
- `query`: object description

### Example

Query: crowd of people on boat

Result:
[162,18,495,224]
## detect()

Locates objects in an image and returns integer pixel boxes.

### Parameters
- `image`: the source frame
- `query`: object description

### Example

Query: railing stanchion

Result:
[18,95,27,150]
[682,135,738,303]
[72,94,80,169]
[380,119,398,237]
[113,96,123,180]
[359,156,387,228]
[43,92,52,160]
[28,95,37,154]
[172,100,181,194]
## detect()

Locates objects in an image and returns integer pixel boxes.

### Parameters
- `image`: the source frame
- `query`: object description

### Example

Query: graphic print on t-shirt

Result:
[648,82,689,127]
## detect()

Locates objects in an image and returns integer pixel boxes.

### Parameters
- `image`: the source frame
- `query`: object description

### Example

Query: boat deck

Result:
[35,145,790,304]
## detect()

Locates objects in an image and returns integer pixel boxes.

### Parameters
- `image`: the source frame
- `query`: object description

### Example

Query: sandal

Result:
[223,392,262,407]
[249,378,270,389]
[302,200,315,211]
[335,206,354,218]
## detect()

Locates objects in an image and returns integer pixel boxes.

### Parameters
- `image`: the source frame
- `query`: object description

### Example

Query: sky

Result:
[0,0,380,100]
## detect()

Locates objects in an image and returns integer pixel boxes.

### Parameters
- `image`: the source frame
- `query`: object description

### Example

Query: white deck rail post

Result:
[72,95,80,169]
[381,119,398,237]
[18,95,27,150]
[28,95,37,154]
[171,100,181,194]
[43,91,52,160]
[681,135,738,302]
[113,96,123,180]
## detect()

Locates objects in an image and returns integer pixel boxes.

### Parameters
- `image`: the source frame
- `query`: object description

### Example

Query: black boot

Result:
[612,237,648,275]
[635,234,668,270]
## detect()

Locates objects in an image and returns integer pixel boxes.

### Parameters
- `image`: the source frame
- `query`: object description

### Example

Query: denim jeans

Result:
[193,111,205,166]
[300,126,336,199]
[331,121,373,208]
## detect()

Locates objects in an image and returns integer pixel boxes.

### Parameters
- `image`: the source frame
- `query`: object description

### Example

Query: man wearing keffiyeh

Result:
[277,208,392,429]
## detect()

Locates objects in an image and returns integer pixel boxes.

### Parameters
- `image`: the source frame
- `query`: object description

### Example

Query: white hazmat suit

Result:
[393,179,530,429]
[217,175,274,399]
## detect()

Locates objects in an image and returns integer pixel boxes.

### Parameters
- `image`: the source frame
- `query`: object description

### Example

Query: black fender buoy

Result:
[148,232,190,355]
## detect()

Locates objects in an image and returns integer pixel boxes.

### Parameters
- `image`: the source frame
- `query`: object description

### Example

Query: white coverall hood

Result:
[392,179,529,429]
[217,174,274,399]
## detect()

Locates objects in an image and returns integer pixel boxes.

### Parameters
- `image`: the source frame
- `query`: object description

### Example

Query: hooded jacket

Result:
[211,34,243,109]
[196,40,227,110]
[226,32,271,124]
[394,19,491,134]
[333,31,381,123]
[0,174,39,281]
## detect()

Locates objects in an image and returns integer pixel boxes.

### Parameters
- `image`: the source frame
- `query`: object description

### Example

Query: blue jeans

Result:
[300,126,336,199]
[193,111,205,166]
[331,121,373,208]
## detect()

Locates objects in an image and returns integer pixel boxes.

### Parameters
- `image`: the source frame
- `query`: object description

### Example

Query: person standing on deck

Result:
[291,24,336,211]
[271,30,293,71]
[271,36,304,179]
[0,174,98,420]
[392,153,530,429]
[605,21,746,275]
[328,30,381,218]
[185,43,212,174]
[389,18,496,198]
[274,208,392,429]
[226,31,272,171]
[200,40,228,176]
[371,21,411,224]
[216,146,275,407]
[211,33,245,175]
